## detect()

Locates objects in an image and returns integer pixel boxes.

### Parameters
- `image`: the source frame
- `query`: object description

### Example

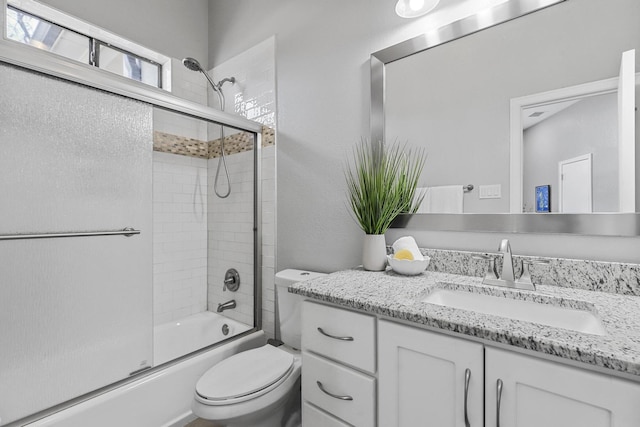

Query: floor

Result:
[184,419,218,427]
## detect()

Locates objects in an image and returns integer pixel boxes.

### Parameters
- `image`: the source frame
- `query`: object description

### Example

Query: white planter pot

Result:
[362,234,387,271]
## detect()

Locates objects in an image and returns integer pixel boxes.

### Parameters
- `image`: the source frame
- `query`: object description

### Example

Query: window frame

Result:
[4,0,167,90]
[93,40,163,89]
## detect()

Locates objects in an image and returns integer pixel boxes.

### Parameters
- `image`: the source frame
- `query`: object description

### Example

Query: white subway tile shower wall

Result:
[153,151,208,325]
[150,40,276,332]
[261,145,276,337]
[170,57,208,106]
[208,149,255,327]
[153,109,207,142]
[151,63,210,326]
[209,37,276,127]
[208,37,277,338]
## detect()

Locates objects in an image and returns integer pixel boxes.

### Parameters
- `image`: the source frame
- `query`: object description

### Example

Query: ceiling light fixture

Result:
[395,0,440,18]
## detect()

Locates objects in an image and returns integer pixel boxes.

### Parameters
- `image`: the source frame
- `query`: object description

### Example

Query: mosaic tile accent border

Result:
[153,125,275,159]
[153,131,209,159]
[209,131,254,158]
[389,247,640,297]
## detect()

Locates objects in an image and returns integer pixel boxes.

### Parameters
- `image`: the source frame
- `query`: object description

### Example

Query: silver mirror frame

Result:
[371,0,640,237]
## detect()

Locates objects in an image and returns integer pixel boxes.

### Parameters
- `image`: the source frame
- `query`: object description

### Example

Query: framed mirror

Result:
[372,0,640,236]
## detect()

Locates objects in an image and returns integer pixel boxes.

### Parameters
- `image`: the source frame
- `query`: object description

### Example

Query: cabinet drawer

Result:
[302,301,376,373]
[303,352,376,427]
[303,402,352,427]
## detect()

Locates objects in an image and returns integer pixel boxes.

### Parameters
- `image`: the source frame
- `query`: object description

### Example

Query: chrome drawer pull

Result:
[496,379,503,427]
[464,368,471,427]
[316,381,353,401]
[317,327,354,341]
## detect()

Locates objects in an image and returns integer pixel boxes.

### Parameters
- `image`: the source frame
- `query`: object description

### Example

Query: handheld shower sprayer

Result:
[182,57,237,198]
[182,58,235,92]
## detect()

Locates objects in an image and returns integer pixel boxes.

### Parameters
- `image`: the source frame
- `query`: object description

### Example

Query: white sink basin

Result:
[422,289,606,336]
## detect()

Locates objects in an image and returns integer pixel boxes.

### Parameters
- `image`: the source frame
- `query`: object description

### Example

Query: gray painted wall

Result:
[40,0,209,64]
[208,0,640,270]
[208,0,374,273]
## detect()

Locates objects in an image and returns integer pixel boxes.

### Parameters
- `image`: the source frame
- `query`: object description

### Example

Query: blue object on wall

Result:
[535,185,550,213]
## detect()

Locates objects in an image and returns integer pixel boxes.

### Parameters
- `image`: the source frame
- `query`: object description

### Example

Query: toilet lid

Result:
[196,345,294,401]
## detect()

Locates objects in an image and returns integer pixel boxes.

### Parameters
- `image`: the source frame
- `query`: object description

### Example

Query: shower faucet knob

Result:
[224,268,240,292]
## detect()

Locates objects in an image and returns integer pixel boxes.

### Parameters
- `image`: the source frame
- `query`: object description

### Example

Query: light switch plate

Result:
[479,184,502,199]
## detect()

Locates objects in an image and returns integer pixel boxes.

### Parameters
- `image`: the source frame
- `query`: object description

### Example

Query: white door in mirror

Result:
[559,154,592,213]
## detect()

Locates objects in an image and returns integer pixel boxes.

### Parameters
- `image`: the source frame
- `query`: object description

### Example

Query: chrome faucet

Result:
[217,299,236,313]
[498,239,515,283]
[480,239,536,291]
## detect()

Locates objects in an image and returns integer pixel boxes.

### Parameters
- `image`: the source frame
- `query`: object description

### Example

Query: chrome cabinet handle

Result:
[496,379,503,427]
[317,327,354,341]
[464,368,471,427]
[316,381,353,401]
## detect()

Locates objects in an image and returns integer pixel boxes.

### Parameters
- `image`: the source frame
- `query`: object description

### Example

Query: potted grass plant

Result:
[345,139,426,271]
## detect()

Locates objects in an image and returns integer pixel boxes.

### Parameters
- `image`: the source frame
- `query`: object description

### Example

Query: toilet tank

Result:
[275,269,326,350]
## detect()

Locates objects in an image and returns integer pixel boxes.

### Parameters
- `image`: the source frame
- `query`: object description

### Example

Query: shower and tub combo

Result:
[0,45,265,426]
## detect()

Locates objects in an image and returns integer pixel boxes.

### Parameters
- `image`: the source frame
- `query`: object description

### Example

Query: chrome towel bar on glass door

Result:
[0,227,141,241]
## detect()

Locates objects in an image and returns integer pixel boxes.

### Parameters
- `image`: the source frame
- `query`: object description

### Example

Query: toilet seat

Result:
[196,345,295,406]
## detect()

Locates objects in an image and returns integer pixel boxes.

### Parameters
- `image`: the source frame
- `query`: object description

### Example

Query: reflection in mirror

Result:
[511,70,639,214]
[522,92,617,213]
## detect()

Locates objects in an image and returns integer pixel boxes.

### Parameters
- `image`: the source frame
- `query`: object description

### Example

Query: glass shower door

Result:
[0,63,153,425]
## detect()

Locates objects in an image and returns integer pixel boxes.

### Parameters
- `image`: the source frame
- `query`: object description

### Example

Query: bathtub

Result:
[27,312,264,427]
[154,311,253,366]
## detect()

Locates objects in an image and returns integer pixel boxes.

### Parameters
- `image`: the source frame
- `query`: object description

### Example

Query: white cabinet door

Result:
[485,347,640,427]
[378,320,484,427]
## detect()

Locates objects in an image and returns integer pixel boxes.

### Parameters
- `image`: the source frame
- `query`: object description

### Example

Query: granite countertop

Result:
[289,268,640,378]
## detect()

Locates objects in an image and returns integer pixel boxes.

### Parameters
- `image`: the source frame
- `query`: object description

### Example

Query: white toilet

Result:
[192,269,326,427]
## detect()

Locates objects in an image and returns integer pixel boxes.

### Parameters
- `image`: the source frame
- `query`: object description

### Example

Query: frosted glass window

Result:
[5,5,90,63]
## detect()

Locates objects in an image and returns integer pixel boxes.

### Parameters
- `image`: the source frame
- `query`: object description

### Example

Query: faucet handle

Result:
[516,260,534,287]
[515,259,550,290]
[473,254,498,282]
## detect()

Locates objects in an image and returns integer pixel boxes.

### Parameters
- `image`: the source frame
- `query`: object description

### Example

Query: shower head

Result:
[182,56,221,93]
[182,57,236,93]
[182,57,204,72]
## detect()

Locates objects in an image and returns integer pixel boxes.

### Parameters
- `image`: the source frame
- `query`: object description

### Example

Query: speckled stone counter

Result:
[289,268,640,378]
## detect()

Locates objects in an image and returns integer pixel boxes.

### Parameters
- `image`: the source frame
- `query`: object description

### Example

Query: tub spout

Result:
[217,299,236,313]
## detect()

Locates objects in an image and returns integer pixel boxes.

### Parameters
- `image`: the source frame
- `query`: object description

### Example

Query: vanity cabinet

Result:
[300,301,640,427]
[485,347,640,427]
[301,301,377,427]
[378,320,484,427]
[379,321,640,427]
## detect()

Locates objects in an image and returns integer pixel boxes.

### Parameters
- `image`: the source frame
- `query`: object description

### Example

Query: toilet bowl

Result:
[192,344,301,426]
[192,269,326,427]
